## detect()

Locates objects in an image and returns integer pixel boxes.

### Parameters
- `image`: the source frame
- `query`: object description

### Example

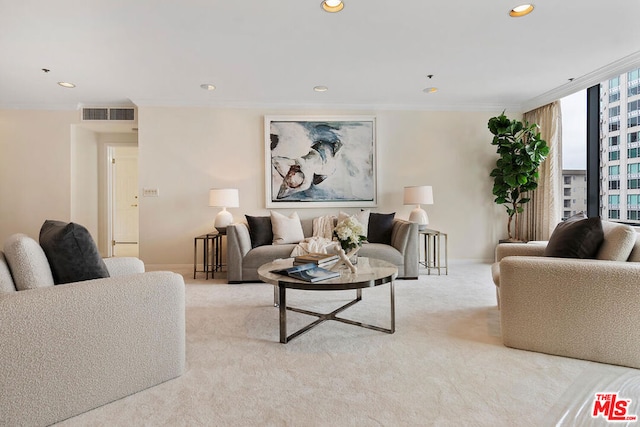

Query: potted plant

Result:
[488,112,550,242]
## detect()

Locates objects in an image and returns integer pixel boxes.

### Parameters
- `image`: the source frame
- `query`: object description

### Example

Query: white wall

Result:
[1,107,506,264]
[0,110,76,240]
[138,107,506,264]
[71,126,99,239]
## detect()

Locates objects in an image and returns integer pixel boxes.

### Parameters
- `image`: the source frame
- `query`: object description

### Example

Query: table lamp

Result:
[403,185,433,230]
[209,188,239,233]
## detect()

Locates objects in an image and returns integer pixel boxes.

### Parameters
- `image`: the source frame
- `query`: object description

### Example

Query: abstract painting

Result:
[265,116,377,208]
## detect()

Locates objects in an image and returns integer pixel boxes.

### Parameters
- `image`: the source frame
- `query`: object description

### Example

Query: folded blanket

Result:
[290,215,337,257]
[290,237,338,257]
[313,215,335,239]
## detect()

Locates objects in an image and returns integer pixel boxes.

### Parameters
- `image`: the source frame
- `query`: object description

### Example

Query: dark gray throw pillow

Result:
[544,217,604,259]
[368,212,395,245]
[245,215,273,248]
[39,220,110,284]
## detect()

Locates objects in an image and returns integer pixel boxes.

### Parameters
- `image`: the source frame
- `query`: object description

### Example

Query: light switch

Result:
[143,188,159,197]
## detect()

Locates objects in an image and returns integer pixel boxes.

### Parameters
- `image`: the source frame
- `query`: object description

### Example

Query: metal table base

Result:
[278,283,395,344]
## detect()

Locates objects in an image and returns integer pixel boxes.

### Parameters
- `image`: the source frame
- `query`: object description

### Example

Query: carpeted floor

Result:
[57,262,640,427]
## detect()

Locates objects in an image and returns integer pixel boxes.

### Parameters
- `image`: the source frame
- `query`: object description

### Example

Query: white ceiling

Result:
[2,0,640,112]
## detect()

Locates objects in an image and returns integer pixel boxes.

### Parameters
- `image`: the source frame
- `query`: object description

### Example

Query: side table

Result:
[419,229,448,275]
[193,232,223,279]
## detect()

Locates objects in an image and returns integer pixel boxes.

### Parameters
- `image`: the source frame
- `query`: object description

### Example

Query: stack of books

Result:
[271,263,340,283]
[293,252,339,266]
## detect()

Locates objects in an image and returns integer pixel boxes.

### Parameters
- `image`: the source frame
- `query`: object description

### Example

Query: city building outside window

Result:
[598,67,640,224]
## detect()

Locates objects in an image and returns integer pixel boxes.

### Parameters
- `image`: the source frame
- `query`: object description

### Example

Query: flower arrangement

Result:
[333,216,366,252]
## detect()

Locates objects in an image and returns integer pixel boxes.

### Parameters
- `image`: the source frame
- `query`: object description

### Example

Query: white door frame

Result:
[104,142,138,257]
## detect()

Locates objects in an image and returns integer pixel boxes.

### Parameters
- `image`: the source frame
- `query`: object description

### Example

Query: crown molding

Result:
[130,98,513,113]
[520,50,640,112]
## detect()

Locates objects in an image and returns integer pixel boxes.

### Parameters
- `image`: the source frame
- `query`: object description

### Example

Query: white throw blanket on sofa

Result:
[289,215,338,257]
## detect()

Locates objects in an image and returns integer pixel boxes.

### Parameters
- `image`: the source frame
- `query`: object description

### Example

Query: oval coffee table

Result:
[257,257,398,343]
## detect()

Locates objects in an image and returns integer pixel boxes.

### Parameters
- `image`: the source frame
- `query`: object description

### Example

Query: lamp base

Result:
[214,209,233,233]
[409,207,428,230]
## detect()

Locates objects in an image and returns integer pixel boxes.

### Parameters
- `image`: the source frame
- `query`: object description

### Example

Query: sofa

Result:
[492,219,640,369]
[227,214,419,283]
[0,230,185,426]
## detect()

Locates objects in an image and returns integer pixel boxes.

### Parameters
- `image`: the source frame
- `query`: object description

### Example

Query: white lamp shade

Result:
[403,185,433,205]
[209,188,239,208]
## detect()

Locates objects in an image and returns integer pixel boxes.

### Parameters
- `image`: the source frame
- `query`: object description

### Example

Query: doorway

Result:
[108,146,139,257]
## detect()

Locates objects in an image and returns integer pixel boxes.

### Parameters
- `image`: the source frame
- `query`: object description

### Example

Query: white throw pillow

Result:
[3,234,55,291]
[338,210,370,238]
[271,211,305,244]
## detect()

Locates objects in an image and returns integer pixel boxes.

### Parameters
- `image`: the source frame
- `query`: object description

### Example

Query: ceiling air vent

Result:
[82,108,109,121]
[81,107,136,121]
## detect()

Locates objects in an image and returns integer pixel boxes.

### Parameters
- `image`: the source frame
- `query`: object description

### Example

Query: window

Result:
[610,106,621,117]
[564,188,571,196]
[564,200,571,208]
[610,77,621,102]
[629,100,640,128]
[610,118,620,132]
[564,176,572,184]
[590,68,640,224]
[628,68,640,97]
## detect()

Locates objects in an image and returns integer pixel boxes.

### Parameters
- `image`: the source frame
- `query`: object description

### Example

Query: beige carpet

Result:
[57,262,640,427]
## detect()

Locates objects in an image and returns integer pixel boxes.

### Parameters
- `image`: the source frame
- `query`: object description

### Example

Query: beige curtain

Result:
[520,101,562,241]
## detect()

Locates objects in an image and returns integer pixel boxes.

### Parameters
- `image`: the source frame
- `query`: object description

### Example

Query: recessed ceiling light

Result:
[200,84,216,91]
[314,86,328,92]
[57,82,75,88]
[322,0,344,13]
[423,87,438,94]
[509,4,534,17]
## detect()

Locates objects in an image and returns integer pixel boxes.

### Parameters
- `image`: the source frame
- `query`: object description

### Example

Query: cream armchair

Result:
[492,221,640,369]
[0,233,185,426]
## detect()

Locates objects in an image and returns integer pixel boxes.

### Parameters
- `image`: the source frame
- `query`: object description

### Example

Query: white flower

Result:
[334,216,365,251]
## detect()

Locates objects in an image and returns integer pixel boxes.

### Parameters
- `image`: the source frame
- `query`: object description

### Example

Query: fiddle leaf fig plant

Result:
[488,112,550,242]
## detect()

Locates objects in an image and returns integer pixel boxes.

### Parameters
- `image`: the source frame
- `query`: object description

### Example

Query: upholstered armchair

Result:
[492,220,640,369]
[0,229,185,426]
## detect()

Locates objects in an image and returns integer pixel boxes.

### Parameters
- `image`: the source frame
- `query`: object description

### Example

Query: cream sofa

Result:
[227,217,419,283]
[0,234,185,426]
[492,220,640,369]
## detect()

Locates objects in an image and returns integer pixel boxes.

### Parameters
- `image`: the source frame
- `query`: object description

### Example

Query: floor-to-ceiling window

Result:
[598,67,640,224]
[560,90,587,220]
